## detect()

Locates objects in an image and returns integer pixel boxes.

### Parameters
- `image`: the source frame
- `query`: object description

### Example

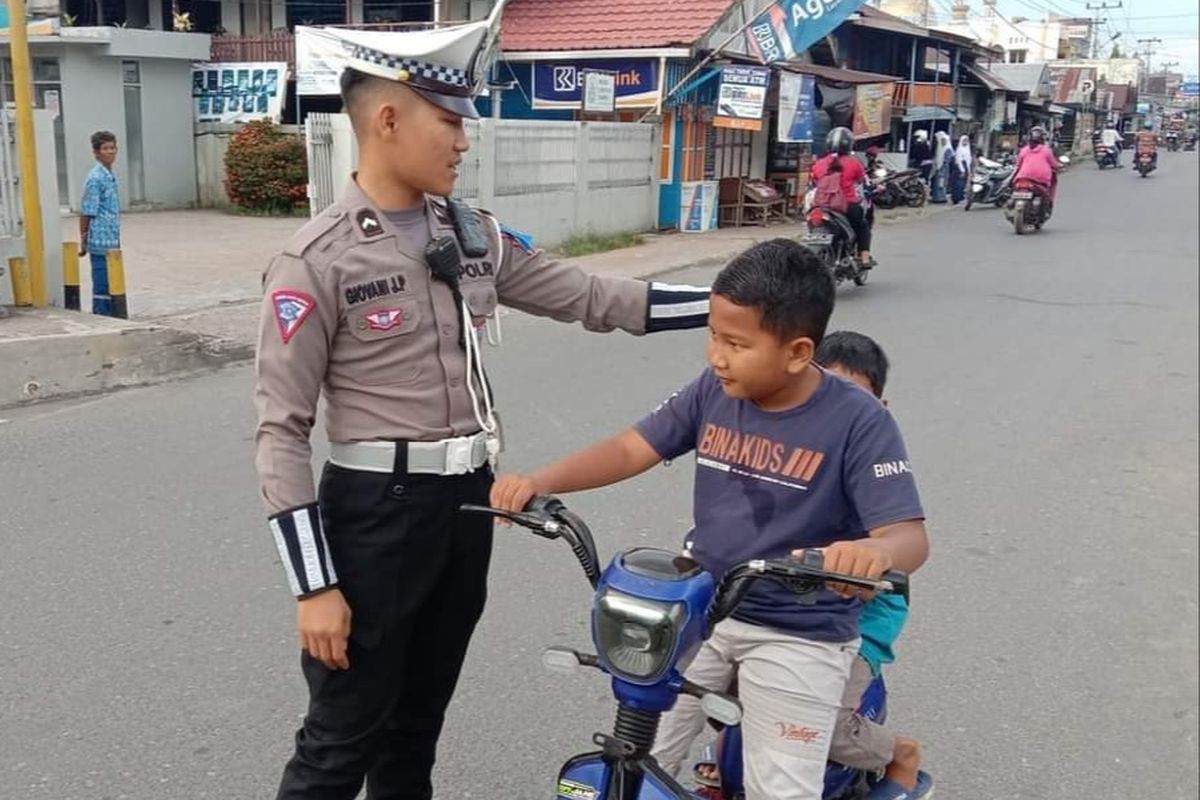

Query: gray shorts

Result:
[828,655,896,770]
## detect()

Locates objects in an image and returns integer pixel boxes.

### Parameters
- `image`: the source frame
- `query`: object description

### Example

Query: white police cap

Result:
[331,4,504,119]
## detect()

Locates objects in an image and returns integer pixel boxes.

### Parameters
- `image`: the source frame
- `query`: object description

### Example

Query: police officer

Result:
[253,15,709,800]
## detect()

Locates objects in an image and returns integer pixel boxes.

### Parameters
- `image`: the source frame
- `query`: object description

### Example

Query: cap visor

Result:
[411,87,480,120]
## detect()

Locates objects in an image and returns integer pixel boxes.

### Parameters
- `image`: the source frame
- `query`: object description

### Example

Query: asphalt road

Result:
[2,152,1197,800]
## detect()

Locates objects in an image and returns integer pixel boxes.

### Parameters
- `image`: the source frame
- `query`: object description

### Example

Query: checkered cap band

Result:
[346,43,470,95]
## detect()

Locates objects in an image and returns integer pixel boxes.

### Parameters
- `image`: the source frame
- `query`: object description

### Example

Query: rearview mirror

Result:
[542,646,581,674]
[701,692,743,726]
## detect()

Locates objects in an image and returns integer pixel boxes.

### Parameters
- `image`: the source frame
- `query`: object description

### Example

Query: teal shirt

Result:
[857,593,909,675]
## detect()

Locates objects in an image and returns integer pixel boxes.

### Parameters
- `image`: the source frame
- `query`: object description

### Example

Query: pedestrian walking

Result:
[930,131,952,204]
[951,135,972,205]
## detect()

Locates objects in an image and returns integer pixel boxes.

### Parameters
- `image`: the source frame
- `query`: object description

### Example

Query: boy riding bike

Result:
[491,240,930,799]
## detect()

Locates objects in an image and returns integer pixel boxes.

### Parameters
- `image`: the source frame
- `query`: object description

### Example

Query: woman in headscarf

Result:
[951,135,972,204]
[930,130,952,203]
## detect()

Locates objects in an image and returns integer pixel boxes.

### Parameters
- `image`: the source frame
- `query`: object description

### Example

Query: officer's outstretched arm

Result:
[254,253,339,599]
[490,221,709,335]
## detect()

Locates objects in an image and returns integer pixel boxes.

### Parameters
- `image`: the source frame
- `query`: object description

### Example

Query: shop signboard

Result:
[714,65,771,131]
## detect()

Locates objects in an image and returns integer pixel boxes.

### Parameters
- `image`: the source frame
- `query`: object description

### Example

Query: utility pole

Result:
[1085,2,1121,59]
[9,0,48,307]
[1138,37,1163,93]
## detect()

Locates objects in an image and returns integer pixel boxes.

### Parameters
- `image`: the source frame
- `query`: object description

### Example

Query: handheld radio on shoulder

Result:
[445,198,489,258]
[424,236,462,289]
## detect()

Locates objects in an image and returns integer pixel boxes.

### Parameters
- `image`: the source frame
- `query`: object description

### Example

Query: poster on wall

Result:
[714,65,771,131]
[193,62,286,123]
[777,71,816,142]
[852,82,893,139]
[531,59,660,109]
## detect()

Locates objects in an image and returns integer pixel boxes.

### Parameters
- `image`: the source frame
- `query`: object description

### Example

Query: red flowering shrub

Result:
[224,120,308,213]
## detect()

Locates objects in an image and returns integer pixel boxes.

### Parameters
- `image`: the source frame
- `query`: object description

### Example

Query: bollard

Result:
[62,243,81,311]
[8,256,33,306]
[107,248,128,319]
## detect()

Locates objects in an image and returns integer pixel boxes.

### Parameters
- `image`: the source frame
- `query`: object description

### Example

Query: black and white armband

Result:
[268,503,338,598]
[646,282,710,332]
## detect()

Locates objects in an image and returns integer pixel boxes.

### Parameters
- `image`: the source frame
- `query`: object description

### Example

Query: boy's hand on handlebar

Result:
[489,474,542,521]
[800,540,893,600]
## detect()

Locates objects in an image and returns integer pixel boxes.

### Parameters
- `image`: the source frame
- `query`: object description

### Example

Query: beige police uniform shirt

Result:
[254,179,653,514]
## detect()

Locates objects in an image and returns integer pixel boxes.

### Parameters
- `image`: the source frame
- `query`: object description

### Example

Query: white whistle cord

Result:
[462,297,498,438]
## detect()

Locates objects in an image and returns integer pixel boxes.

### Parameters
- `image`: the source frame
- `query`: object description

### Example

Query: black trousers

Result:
[845,203,872,254]
[276,462,494,800]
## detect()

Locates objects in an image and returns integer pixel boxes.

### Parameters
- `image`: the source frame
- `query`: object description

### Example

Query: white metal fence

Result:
[306,114,660,248]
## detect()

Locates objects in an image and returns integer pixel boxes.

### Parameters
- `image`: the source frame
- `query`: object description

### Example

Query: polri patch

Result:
[364,307,404,332]
[356,209,384,237]
[500,225,534,254]
[272,290,316,344]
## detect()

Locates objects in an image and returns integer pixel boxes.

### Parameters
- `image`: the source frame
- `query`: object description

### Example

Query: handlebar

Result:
[462,499,911,629]
[706,549,909,634]
[460,496,601,588]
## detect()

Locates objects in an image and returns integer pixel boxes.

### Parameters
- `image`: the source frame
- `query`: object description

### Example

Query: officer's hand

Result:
[490,474,540,520]
[297,588,352,670]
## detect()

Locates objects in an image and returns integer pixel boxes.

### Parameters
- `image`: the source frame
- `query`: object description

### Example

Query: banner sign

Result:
[745,0,866,64]
[777,71,816,142]
[852,82,893,139]
[295,26,347,96]
[714,65,771,131]
[531,59,659,109]
[1180,82,1200,97]
[193,62,286,123]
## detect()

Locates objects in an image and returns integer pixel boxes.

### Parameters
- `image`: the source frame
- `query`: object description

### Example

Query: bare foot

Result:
[884,736,922,790]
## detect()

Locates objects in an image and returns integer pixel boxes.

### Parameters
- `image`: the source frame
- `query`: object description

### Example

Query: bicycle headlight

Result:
[594,589,684,683]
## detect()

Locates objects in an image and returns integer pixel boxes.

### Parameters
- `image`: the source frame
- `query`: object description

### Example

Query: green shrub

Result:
[224,120,308,214]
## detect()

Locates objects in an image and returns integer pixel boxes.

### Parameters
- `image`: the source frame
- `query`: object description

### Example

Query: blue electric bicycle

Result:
[463,497,909,799]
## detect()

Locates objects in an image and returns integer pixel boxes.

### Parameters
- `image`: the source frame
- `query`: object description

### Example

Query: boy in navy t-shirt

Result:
[490,239,929,800]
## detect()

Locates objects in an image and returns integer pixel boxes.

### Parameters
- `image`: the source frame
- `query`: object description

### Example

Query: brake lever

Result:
[458,503,563,539]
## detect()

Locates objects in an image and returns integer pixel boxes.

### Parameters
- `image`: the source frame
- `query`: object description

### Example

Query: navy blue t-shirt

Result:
[635,368,924,642]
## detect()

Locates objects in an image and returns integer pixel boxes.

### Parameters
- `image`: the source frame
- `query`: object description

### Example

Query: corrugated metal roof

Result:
[501,0,731,52]
[782,63,899,85]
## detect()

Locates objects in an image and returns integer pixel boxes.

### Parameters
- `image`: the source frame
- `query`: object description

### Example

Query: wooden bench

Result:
[718,177,789,227]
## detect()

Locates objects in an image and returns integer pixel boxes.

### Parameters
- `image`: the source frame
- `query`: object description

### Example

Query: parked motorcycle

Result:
[1135,151,1156,177]
[868,167,927,209]
[460,497,910,800]
[965,156,1013,210]
[801,207,870,286]
[1094,144,1119,169]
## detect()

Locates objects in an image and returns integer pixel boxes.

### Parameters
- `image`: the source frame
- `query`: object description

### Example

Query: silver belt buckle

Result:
[444,436,476,475]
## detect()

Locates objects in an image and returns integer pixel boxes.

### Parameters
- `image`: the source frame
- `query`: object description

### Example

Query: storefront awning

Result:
[902,105,955,122]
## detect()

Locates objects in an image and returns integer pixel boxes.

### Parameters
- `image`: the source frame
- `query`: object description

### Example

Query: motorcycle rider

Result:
[1134,120,1159,171]
[1013,126,1060,213]
[1100,123,1123,166]
[908,129,934,181]
[812,127,875,268]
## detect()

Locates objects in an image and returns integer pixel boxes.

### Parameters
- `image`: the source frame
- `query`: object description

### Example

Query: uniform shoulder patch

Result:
[283,208,349,258]
[500,225,535,254]
[272,289,316,344]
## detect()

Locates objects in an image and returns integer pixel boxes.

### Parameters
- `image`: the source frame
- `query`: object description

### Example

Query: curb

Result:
[0,309,253,408]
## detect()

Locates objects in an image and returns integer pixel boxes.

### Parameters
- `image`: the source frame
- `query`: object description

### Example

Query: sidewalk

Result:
[1,201,951,406]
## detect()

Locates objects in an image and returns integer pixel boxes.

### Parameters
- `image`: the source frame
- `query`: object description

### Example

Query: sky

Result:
[996,0,1200,78]
[918,0,1200,79]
